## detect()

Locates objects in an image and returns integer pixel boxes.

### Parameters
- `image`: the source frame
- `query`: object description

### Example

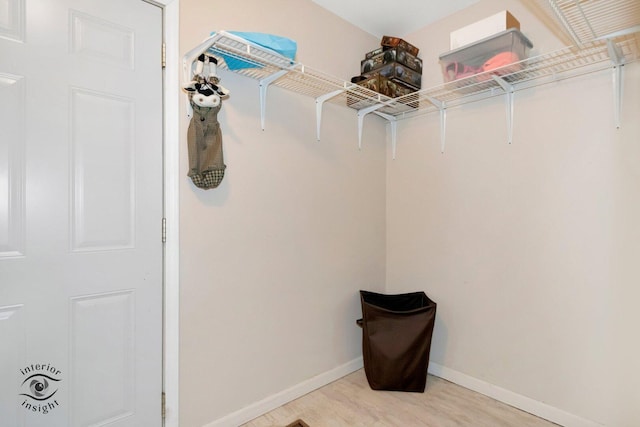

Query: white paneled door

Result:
[0,0,163,426]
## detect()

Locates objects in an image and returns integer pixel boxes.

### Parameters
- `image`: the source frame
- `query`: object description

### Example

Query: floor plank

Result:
[242,369,559,427]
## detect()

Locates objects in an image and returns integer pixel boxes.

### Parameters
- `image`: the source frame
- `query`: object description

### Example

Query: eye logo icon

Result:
[19,363,63,415]
[20,374,60,401]
[31,378,48,396]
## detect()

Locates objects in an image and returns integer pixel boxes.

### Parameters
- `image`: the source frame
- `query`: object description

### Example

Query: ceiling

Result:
[310,0,480,38]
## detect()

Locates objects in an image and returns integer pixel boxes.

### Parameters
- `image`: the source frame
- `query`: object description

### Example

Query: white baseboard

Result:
[203,357,601,427]
[204,357,364,427]
[428,362,603,427]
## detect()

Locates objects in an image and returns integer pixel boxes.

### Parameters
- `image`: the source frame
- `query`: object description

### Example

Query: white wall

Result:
[178,1,385,426]
[178,1,640,426]
[386,1,640,426]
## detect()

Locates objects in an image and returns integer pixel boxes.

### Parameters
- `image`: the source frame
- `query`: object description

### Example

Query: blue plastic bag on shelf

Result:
[209,31,297,70]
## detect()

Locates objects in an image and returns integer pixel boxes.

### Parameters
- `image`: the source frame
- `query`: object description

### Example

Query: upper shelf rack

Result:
[182,0,640,156]
[545,0,640,44]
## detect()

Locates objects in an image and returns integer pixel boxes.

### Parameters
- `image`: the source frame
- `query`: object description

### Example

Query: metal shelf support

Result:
[491,75,516,144]
[315,89,348,141]
[425,96,447,153]
[607,39,625,129]
[375,112,398,159]
[259,70,288,130]
[357,104,385,150]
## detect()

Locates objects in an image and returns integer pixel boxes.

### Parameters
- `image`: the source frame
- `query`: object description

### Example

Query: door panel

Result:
[70,291,135,426]
[0,0,25,42]
[0,73,25,257]
[0,0,163,425]
[70,88,135,252]
[69,10,135,69]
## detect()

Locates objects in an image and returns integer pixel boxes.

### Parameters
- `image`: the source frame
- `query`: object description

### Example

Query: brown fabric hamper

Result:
[359,290,437,392]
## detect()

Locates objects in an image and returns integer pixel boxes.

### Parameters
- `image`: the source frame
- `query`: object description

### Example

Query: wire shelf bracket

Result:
[491,75,515,144]
[374,112,399,159]
[259,69,289,130]
[424,96,447,153]
[607,38,625,129]
[357,104,385,151]
[316,88,348,141]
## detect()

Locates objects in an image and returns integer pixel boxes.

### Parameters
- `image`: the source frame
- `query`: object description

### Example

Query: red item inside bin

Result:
[483,51,521,72]
[477,51,522,81]
[446,51,522,82]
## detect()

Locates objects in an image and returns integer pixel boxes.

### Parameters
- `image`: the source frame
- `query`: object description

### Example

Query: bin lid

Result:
[439,28,533,61]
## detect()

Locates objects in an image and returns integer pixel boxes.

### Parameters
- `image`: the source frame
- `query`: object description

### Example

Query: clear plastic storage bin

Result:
[439,28,533,83]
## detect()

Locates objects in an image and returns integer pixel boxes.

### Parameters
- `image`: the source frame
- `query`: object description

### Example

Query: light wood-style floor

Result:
[242,369,559,427]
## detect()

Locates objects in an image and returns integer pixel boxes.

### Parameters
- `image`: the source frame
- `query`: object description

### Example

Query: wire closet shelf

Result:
[182,0,640,153]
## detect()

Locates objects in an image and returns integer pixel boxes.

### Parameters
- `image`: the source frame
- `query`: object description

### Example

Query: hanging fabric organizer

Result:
[182,0,640,157]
